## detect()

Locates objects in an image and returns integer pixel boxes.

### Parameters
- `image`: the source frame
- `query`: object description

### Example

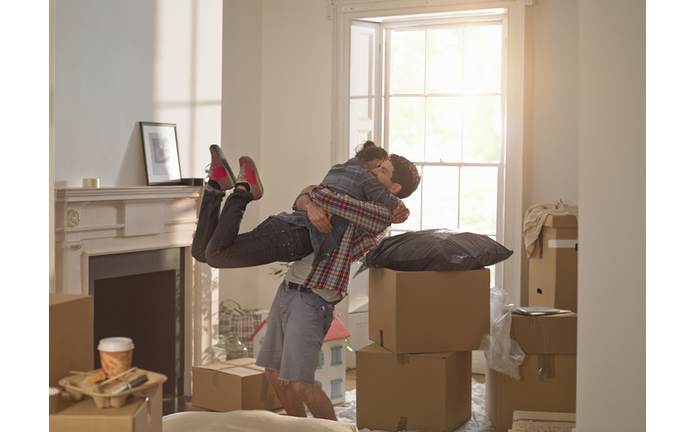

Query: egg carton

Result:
[59,368,167,409]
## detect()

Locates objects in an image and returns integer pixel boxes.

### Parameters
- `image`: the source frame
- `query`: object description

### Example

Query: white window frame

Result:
[330,0,525,306]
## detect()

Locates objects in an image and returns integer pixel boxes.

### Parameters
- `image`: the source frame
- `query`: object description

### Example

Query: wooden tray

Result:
[59,368,167,408]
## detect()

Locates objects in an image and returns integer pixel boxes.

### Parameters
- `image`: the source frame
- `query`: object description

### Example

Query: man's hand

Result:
[391,201,410,224]
[295,185,333,233]
[307,202,333,233]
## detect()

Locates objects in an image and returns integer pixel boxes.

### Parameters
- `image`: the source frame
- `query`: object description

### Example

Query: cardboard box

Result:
[356,343,471,432]
[50,384,163,432]
[528,215,578,312]
[192,357,282,412]
[486,312,577,431]
[510,410,576,431]
[509,313,577,355]
[50,294,94,388]
[369,268,490,354]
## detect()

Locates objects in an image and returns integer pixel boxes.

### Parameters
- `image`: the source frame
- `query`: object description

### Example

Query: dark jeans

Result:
[192,189,313,268]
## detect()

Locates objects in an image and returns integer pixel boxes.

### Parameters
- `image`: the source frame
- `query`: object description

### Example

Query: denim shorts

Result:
[255,281,334,385]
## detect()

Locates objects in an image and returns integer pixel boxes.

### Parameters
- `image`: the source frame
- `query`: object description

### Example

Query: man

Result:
[191,145,420,420]
[256,156,420,421]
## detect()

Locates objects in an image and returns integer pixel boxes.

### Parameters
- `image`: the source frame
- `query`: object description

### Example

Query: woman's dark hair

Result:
[354,141,388,165]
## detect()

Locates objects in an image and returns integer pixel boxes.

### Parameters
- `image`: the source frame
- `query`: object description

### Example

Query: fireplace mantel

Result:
[54,185,219,397]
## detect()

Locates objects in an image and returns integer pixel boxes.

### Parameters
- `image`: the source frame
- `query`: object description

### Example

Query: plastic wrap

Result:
[479,287,525,380]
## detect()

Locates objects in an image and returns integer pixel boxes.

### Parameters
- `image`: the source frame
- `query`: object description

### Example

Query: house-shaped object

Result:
[315,313,351,405]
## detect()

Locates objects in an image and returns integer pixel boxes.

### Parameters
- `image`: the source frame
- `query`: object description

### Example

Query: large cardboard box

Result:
[528,215,578,312]
[50,294,94,387]
[356,343,471,432]
[192,357,282,412]
[50,385,163,432]
[486,313,577,431]
[369,268,490,354]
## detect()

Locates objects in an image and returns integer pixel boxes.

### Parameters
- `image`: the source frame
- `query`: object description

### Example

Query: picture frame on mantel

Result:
[140,122,183,185]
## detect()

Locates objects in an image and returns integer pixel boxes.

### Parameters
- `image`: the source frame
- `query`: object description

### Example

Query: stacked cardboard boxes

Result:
[50,293,165,431]
[486,312,577,431]
[357,268,490,432]
[480,212,579,431]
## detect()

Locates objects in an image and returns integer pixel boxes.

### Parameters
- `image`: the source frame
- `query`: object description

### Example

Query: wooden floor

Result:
[345,368,485,392]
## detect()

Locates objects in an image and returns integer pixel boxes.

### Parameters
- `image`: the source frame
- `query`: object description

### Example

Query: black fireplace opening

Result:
[90,248,185,415]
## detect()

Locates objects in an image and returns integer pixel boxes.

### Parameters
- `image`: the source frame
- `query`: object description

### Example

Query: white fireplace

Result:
[54,186,219,401]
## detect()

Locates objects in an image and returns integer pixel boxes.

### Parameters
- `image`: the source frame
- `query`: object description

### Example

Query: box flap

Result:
[543,215,577,228]
[49,293,92,306]
[513,410,576,422]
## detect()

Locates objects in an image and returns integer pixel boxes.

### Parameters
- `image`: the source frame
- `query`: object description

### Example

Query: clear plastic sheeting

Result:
[479,287,526,380]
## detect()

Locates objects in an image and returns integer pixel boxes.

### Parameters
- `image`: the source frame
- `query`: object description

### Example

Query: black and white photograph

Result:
[140,122,182,185]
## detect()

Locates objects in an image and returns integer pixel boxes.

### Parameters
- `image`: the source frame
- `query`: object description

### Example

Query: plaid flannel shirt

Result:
[301,185,392,298]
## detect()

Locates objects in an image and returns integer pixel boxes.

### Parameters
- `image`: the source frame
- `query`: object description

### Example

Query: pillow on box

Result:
[364,229,513,272]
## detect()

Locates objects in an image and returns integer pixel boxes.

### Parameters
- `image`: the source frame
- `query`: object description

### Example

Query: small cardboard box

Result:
[50,385,163,432]
[510,410,576,431]
[486,313,577,431]
[356,343,471,432]
[192,357,282,412]
[50,294,94,388]
[368,268,490,354]
[528,215,578,312]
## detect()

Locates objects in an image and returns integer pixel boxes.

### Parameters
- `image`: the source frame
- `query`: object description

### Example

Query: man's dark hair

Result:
[389,154,420,199]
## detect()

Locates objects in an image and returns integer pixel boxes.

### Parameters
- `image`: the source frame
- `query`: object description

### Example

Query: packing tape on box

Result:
[537,354,556,381]
[397,416,408,431]
[548,239,578,249]
[212,370,220,388]
[397,354,410,365]
[261,374,273,409]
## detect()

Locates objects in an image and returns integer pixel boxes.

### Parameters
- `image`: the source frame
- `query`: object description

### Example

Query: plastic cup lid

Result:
[98,337,134,352]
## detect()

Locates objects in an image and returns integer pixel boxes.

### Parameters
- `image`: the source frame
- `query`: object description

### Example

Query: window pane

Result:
[427,28,462,94]
[389,96,425,161]
[426,97,462,163]
[459,166,497,234]
[421,166,459,230]
[463,25,502,94]
[390,30,425,94]
[463,95,501,163]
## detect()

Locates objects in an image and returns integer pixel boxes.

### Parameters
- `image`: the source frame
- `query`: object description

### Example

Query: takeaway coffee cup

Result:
[98,337,134,377]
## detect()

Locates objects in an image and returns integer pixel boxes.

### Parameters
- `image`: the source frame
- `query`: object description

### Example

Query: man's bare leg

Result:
[265,369,306,417]
[292,381,337,421]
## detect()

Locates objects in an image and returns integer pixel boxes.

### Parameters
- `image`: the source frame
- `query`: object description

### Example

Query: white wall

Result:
[218,0,335,310]
[528,0,579,206]
[576,1,646,430]
[54,0,222,187]
[520,0,580,305]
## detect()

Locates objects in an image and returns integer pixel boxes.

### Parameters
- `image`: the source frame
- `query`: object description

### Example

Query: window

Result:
[333,1,525,305]
[350,11,507,286]
[331,379,343,400]
[331,346,343,366]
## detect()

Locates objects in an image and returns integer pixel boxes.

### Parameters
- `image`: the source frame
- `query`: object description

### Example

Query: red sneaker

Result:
[237,156,264,200]
[206,145,236,191]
